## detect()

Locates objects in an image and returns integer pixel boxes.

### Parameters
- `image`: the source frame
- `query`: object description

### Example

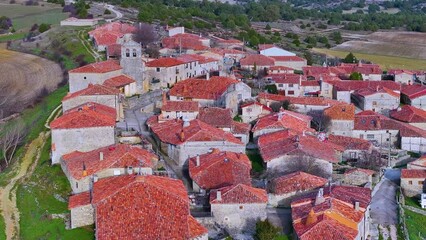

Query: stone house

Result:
[343,168,375,187]
[268,171,327,207]
[270,56,307,71]
[323,103,355,136]
[159,100,200,122]
[388,69,416,85]
[61,84,123,120]
[351,87,400,115]
[188,150,251,192]
[68,175,208,240]
[103,74,137,97]
[240,101,272,123]
[169,76,251,115]
[390,105,426,130]
[330,81,401,104]
[50,103,116,165]
[259,44,296,57]
[408,156,426,170]
[149,119,245,167]
[162,32,210,52]
[267,66,294,75]
[252,110,314,139]
[210,184,267,235]
[258,130,339,178]
[326,134,373,162]
[240,54,275,71]
[145,58,187,89]
[291,186,372,240]
[401,84,426,110]
[338,63,382,81]
[401,169,426,197]
[198,107,250,144]
[61,144,157,193]
[68,60,123,93]
[270,74,303,96]
[300,80,321,97]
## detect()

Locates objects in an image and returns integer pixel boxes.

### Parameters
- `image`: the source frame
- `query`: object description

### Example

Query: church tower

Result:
[120,34,145,93]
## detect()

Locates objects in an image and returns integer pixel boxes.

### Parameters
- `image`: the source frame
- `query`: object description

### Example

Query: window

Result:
[132,49,137,57]
[419,181,424,185]
[288,90,295,95]
[366,134,375,139]
[278,84,283,87]
[156,68,160,72]
[238,94,242,100]
[289,84,294,87]
[350,152,357,159]
[75,182,78,188]
[83,76,87,80]
[239,206,244,210]
[125,49,130,57]
[373,101,377,106]
[409,181,413,185]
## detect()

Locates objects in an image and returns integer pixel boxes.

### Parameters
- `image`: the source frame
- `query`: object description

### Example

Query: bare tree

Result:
[132,23,157,46]
[356,150,385,171]
[0,120,27,167]
[268,155,331,179]
[307,110,331,132]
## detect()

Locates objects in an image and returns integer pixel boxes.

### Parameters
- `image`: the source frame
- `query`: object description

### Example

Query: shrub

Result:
[38,23,50,33]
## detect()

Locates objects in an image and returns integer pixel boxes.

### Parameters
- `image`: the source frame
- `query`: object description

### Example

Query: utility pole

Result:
[388,131,392,168]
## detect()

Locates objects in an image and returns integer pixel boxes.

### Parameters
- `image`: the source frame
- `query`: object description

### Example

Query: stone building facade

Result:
[120,37,145,93]
[401,169,426,197]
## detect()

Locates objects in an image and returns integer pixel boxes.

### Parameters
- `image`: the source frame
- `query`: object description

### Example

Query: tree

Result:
[356,150,386,171]
[265,85,278,94]
[343,52,358,63]
[38,23,51,33]
[0,16,12,31]
[349,72,363,80]
[254,220,281,240]
[132,23,157,46]
[0,120,27,167]
[304,51,313,65]
[307,110,331,132]
[265,24,271,30]
[104,9,111,14]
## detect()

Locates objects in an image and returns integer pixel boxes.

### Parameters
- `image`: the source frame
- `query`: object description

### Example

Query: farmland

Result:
[312,48,426,71]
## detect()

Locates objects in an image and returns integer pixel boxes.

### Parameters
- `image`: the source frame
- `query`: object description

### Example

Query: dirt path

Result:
[77,30,101,62]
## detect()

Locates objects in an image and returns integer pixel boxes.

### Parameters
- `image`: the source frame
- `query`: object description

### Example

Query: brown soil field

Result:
[0,46,63,118]
[333,31,426,60]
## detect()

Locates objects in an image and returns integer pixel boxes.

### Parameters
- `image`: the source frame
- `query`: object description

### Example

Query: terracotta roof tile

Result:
[106,44,121,57]
[388,69,415,75]
[258,44,275,51]
[162,101,199,112]
[89,22,136,47]
[408,157,426,168]
[62,84,119,101]
[401,84,426,99]
[62,144,157,180]
[50,103,116,129]
[170,76,239,100]
[145,58,184,67]
[162,33,209,51]
[103,75,135,88]
[210,184,268,204]
[188,216,208,238]
[69,60,122,73]
[324,104,355,121]
[241,102,273,112]
[240,55,275,67]
[327,135,372,151]
[197,107,250,134]
[270,171,328,195]
[258,93,342,106]
[189,151,251,190]
[252,111,314,135]
[68,191,90,209]
[331,80,401,92]
[390,105,426,123]
[401,169,426,178]
[271,56,306,62]
[150,119,243,145]
[269,66,294,71]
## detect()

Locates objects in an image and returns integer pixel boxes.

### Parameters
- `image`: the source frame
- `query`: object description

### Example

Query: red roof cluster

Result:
[189,150,251,190]
[271,56,306,62]
[210,184,267,204]
[177,54,217,64]
[241,102,273,112]
[170,76,238,100]
[324,103,355,121]
[258,93,342,106]
[62,84,119,101]
[390,105,426,123]
[69,60,122,74]
[352,86,399,98]
[150,119,243,145]
[270,74,304,84]
[62,144,157,180]
[258,130,339,163]
[388,69,415,75]
[89,22,136,47]
[401,84,426,99]
[162,100,199,112]
[198,107,250,134]
[69,175,207,240]
[240,55,275,67]
[270,171,328,195]
[401,169,426,178]
[145,57,184,67]
[258,44,275,51]
[338,63,382,75]
[103,75,135,88]
[50,103,116,129]
[331,80,401,92]
[252,110,314,135]
[291,186,372,240]
[327,134,372,151]
[162,33,210,51]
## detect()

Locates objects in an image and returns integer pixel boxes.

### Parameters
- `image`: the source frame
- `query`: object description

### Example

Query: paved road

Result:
[105,4,123,22]
[267,207,292,234]
[370,170,399,226]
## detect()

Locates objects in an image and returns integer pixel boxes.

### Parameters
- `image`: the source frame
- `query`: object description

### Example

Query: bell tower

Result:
[120,34,145,93]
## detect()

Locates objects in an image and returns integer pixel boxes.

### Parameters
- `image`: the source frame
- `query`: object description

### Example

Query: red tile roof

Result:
[344,168,375,176]
[408,157,426,168]
[401,84,426,99]
[162,33,209,51]
[258,93,342,106]
[271,56,306,62]
[258,44,275,51]
[241,102,273,112]
[150,119,243,145]
[270,74,304,84]
[210,184,267,204]
[89,22,136,47]
[62,84,119,101]
[188,216,208,238]
[353,87,400,98]
[69,60,122,74]
[270,171,328,195]
[84,175,207,240]
[331,80,401,92]
[145,57,184,67]
[269,66,294,71]
[258,130,339,163]
[388,69,415,75]
[301,80,320,87]
[103,75,135,88]
[252,111,314,135]
[390,105,426,123]
[162,101,199,112]
[50,103,116,129]
[338,63,382,75]
[62,144,157,180]
[189,150,251,190]
[170,76,239,100]
[291,186,372,240]
[327,135,372,151]
[68,191,90,209]
[198,107,250,134]
[401,169,426,178]
[106,44,121,57]
[324,104,355,121]
[240,55,275,67]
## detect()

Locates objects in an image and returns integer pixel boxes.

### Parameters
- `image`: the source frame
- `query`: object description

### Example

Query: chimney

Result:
[82,162,87,177]
[305,209,317,225]
[224,158,229,163]
[303,130,306,136]
[162,91,167,106]
[216,190,222,201]
[179,130,185,142]
[206,71,210,80]
[277,112,284,121]
[99,152,104,161]
[196,154,200,166]
[183,118,190,127]
[376,85,379,92]
[93,174,99,182]
[266,101,270,108]
[314,188,325,205]
[355,201,360,211]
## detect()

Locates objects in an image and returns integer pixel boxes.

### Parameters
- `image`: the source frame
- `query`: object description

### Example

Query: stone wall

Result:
[344,172,372,186]
[401,178,425,197]
[211,203,267,235]
[268,188,320,207]
[266,156,333,178]
[70,204,94,229]
[329,120,354,137]
[62,95,119,118]
[69,70,122,93]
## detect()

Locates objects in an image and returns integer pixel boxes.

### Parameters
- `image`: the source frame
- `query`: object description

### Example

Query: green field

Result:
[0,32,26,42]
[0,4,68,31]
[313,48,426,71]
[405,209,426,240]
